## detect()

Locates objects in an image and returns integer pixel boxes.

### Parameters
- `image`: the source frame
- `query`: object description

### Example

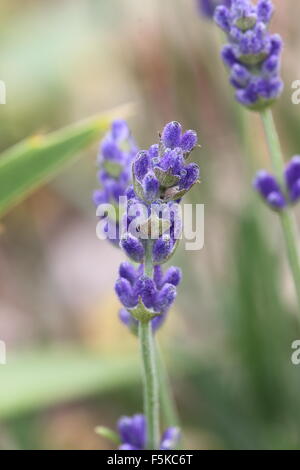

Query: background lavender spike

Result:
[214,0,283,110]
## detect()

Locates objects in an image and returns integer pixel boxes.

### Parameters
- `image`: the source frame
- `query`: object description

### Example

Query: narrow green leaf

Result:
[95,426,121,445]
[0,347,139,419]
[0,103,134,217]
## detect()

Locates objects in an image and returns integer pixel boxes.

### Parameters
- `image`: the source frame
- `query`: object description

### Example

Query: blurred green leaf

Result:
[0,347,139,420]
[0,104,133,217]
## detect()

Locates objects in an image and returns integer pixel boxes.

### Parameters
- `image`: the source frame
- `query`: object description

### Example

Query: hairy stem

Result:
[139,240,159,449]
[139,319,159,449]
[261,108,300,311]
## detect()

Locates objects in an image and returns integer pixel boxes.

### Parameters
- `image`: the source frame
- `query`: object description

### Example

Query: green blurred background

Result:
[1,0,300,450]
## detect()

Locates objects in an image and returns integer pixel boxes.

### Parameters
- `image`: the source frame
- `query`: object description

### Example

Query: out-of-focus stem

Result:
[155,340,179,428]
[261,108,300,311]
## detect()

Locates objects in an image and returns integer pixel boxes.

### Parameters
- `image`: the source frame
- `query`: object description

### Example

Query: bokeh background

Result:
[1,0,300,450]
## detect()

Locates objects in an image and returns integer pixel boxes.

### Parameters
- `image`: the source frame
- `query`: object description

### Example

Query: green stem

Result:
[261,108,300,310]
[261,109,285,184]
[139,240,159,449]
[139,320,159,449]
[155,340,179,428]
[279,211,300,309]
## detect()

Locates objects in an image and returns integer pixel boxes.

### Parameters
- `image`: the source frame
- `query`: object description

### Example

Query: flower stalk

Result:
[139,240,160,449]
[260,108,300,311]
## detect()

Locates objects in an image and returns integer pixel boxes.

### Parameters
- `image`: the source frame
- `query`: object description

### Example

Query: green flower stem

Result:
[261,108,300,310]
[139,319,159,449]
[139,240,159,449]
[261,109,285,184]
[279,210,300,309]
[155,340,179,428]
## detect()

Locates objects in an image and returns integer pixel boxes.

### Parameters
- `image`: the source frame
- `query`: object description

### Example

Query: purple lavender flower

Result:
[93,120,138,243]
[120,194,182,265]
[214,0,283,110]
[197,0,232,18]
[133,122,200,204]
[115,262,181,326]
[253,156,300,209]
[117,414,180,450]
[284,156,300,203]
[253,170,286,210]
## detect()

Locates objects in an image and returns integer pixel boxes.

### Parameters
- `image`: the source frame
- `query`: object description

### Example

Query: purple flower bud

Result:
[142,172,160,202]
[153,283,177,312]
[253,170,286,210]
[160,427,181,450]
[100,138,122,162]
[162,266,182,287]
[180,130,198,153]
[111,119,130,141]
[153,265,164,289]
[134,151,150,182]
[152,235,174,264]
[120,233,145,263]
[125,185,136,199]
[115,414,180,450]
[135,276,157,309]
[115,278,138,308]
[119,262,137,285]
[179,163,200,190]
[197,1,232,19]
[257,0,273,24]
[148,144,159,159]
[230,63,251,88]
[162,121,182,149]
[285,156,300,203]
[222,45,237,67]
[118,414,146,450]
[214,5,231,32]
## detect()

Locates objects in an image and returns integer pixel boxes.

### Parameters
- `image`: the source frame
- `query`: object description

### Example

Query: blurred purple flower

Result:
[197,0,232,19]
[214,0,283,110]
[253,156,300,209]
[117,414,180,450]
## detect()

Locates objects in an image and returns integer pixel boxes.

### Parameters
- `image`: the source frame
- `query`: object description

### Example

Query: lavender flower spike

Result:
[117,414,180,450]
[115,262,181,326]
[93,119,138,245]
[133,121,200,203]
[214,0,283,110]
